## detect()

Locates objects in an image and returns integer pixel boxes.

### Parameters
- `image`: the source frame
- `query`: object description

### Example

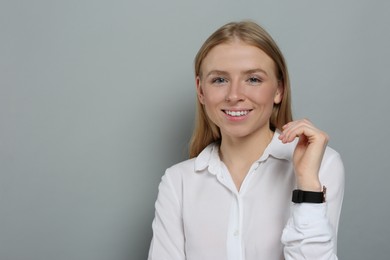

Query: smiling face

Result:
[196,40,283,140]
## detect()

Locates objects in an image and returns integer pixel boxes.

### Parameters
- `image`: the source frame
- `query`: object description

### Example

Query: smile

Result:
[223,110,251,117]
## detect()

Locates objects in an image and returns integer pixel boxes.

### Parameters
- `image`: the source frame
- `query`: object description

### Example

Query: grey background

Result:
[1,0,389,259]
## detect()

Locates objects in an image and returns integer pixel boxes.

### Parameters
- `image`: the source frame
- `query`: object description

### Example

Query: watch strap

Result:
[292,186,326,203]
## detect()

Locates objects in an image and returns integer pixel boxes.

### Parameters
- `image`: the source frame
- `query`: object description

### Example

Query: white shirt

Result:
[148,131,345,260]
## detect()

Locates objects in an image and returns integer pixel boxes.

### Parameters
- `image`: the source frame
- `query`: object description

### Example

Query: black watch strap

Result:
[292,186,326,203]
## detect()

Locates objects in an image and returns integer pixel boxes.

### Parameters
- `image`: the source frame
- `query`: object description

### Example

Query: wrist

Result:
[297,178,322,192]
[292,186,327,203]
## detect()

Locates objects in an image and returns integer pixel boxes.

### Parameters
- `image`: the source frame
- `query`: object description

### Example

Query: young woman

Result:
[148,21,344,260]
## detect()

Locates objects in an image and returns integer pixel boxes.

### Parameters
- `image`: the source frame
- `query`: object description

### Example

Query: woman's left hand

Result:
[278,119,329,192]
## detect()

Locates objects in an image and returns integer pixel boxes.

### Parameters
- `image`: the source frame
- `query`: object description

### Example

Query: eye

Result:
[211,77,228,84]
[247,76,262,85]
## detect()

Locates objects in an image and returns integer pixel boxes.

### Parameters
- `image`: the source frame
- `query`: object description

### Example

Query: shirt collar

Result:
[194,142,221,175]
[194,129,296,174]
[262,129,296,161]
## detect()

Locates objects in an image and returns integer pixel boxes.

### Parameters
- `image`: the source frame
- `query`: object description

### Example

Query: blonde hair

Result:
[189,21,293,158]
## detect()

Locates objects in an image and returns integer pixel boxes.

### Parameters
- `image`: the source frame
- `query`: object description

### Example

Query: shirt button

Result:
[233,230,239,236]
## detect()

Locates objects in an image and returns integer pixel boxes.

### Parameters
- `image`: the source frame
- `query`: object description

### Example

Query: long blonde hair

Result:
[189,21,292,158]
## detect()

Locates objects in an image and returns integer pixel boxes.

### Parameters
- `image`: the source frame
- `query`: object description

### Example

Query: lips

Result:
[223,110,251,117]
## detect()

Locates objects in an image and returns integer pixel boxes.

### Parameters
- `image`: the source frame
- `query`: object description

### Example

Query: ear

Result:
[196,76,205,104]
[274,81,284,104]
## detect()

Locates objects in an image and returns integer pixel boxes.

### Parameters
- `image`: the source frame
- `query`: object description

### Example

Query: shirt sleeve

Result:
[148,169,186,260]
[281,150,345,260]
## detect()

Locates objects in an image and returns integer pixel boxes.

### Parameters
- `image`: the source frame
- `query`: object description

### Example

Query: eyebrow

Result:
[244,69,268,75]
[205,68,268,78]
[205,70,228,78]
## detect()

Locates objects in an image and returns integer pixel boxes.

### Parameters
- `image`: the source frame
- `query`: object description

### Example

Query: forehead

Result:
[201,41,277,76]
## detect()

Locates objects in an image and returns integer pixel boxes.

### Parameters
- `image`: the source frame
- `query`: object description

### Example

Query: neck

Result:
[219,127,274,167]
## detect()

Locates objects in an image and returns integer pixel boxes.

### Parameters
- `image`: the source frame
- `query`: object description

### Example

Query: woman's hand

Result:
[278,119,329,192]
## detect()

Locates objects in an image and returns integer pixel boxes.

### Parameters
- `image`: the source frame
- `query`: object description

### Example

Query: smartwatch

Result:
[292,186,327,203]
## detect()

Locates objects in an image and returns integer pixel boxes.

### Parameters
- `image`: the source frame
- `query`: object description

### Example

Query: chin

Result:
[221,129,253,139]
[221,125,269,140]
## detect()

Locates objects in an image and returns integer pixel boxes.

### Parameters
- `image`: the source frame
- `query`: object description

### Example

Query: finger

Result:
[279,119,317,143]
[285,123,317,141]
[288,124,329,148]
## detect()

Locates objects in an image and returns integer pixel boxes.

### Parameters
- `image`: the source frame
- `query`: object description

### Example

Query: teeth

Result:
[225,110,249,117]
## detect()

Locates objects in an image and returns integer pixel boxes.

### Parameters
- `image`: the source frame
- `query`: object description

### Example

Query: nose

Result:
[225,80,244,102]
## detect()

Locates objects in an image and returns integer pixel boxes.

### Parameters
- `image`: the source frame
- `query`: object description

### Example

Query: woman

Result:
[148,21,344,260]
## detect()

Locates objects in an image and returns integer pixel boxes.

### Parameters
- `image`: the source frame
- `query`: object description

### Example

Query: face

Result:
[196,40,283,140]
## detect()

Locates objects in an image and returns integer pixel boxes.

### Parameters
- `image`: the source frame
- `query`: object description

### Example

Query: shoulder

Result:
[165,158,197,178]
[162,143,216,186]
[156,158,197,203]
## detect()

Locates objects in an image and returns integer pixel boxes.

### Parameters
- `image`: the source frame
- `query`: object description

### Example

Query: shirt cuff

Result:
[291,203,328,227]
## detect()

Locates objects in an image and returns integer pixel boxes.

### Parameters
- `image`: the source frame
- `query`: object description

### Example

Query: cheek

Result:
[202,88,225,105]
[248,87,277,105]
[201,90,225,122]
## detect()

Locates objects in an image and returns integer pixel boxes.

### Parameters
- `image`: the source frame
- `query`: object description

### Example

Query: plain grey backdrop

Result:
[1,0,389,259]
